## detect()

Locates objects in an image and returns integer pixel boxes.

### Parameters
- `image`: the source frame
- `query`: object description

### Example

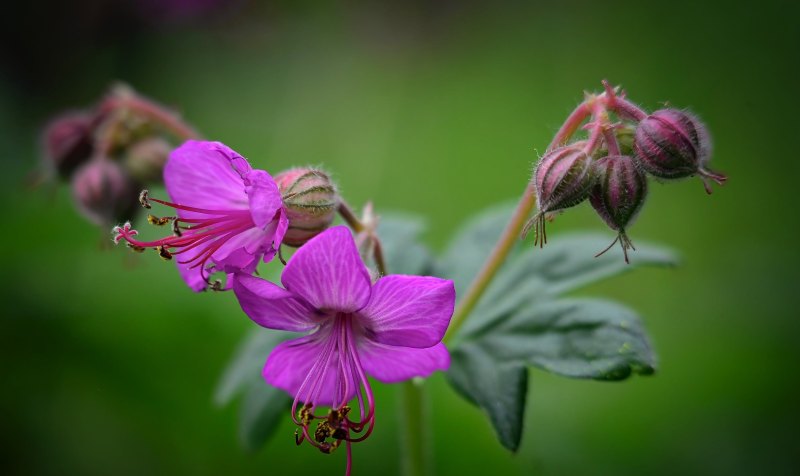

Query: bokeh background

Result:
[1,0,798,475]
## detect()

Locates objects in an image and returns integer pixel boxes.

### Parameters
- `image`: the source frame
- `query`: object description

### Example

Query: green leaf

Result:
[376,213,434,276]
[447,345,528,451]
[214,328,290,406]
[439,203,676,452]
[239,382,292,452]
[461,233,678,337]
[215,328,293,451]
[474,298,656,380]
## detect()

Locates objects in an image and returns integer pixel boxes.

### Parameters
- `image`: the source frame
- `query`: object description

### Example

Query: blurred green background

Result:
[1,0,798,475]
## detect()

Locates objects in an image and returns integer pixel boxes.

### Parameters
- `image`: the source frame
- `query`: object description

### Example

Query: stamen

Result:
[156,246,173,260]
[113,191,259,288]
[289,314,376,466]
[127,243,145,253]
[147,214,173,226]
[139,189,151,209]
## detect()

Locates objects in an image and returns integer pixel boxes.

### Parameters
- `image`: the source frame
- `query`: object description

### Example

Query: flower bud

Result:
[524,145,595,246]
[275,168,338,247]
[589,155,647,263]
[122,137,172,183]
[72,160,140,226]
[41,111,95,179]
[634,109,726,193]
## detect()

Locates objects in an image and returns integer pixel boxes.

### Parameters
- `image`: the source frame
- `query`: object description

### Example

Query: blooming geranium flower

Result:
[113,140,287,291]
[233,226,454,474]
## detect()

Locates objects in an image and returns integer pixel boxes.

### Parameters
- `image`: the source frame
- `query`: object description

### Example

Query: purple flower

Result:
[113,140,288,291]
[233,226,454,468]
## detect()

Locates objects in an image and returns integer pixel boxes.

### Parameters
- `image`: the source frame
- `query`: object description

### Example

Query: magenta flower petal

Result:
[233,274,320,332]
[359,275,455,348]
[263,333,356,407]
[164,141,250,219]
[360,341,450,383]
[113,140,288,292]
[244,169,283,229]
[281,226,371,312]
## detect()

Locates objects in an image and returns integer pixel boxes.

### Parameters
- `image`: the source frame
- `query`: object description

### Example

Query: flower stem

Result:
[443,180,537,343]
[399,380,430,476]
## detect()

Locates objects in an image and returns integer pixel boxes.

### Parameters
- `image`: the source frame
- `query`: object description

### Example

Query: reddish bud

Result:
[634,109,727,193]
[524,145,595,246]
[589,155,648,263]
[72,160,140,226]
[41,111,95,179]
[275,168,338,247]
[122,137,172,183]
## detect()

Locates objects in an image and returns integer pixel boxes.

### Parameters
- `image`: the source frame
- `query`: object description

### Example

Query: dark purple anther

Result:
[634,109,726,194]
[524,145,595,247]
[589,155,648,263]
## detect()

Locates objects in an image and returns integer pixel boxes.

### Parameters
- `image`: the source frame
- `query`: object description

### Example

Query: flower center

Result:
[112,190,256,287]
[291,313,374,473]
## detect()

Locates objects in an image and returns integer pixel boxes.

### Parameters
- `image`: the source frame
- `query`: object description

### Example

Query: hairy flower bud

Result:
[634,109,727,193]
[275,168,338,247]
[122,137,172,183]
[41,111,95,179]
[589,155,647,263]
[72,160,140,226]
[524,145,595,246]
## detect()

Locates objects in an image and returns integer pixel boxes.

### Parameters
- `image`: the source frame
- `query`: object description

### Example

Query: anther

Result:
[172,219,182,237]
[127,243,146,253]
[210,280,224,292]
[138,189,151,209]
[147,214,173,226]
[156,246,173,260]
[314,422,332,443]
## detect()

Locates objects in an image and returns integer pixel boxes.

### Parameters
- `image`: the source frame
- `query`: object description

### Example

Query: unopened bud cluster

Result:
[40,83,198,226]
[525,81,727,262]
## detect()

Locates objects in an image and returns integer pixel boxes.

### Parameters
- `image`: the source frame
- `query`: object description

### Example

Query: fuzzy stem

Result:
[548,101,591,151]
[444,180,537,343]
[337,200,365,233]
[599,81,647,122]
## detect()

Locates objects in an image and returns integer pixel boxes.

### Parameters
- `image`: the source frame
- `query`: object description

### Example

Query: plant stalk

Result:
[399,380,429,476]
[443,180,537,343]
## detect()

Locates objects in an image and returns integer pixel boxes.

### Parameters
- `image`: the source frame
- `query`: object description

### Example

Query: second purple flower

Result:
[233,226,455,473]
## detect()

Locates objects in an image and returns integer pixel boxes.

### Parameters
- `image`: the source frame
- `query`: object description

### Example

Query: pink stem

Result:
[548,101,591,151]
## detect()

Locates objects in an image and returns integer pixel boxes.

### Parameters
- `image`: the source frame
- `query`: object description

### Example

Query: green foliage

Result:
[439,204,678,451]
[215,329,292,450]
[216,208,676,453]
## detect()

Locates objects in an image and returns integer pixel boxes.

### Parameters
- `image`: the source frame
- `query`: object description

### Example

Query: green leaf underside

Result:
[376,213,435,276]
[447,345,528,451]
[462,232,677,337]
[214,328,291,406]
[239,383,293,452]
[215,328,293,450]
[438,203,676,452]
[472,298,656,379]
